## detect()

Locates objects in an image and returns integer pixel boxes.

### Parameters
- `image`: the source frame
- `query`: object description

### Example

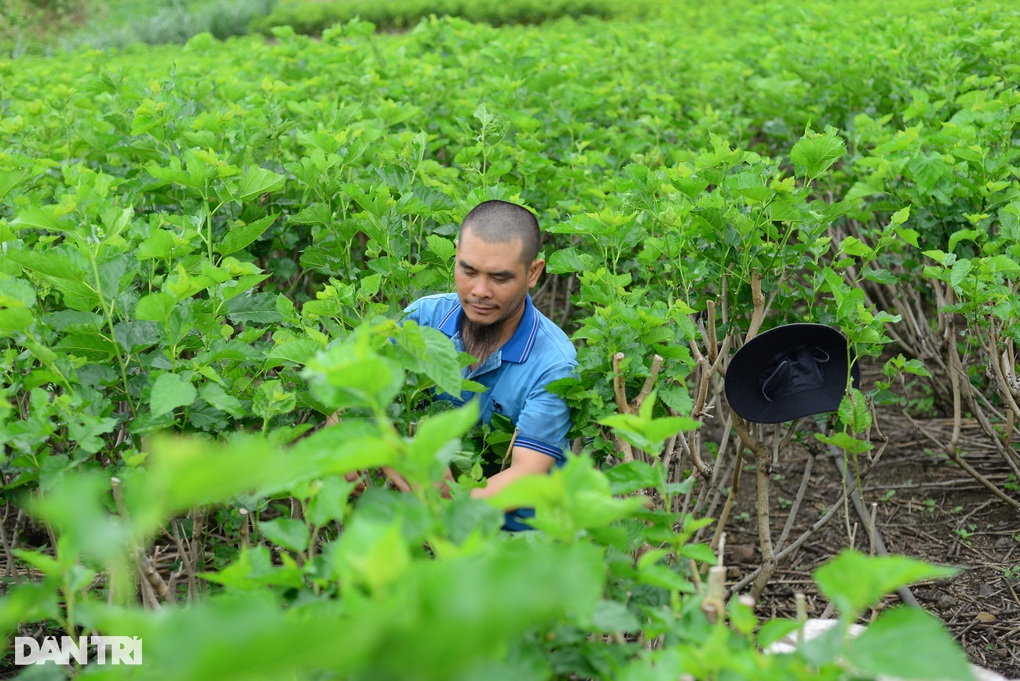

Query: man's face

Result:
[454,229,544,328]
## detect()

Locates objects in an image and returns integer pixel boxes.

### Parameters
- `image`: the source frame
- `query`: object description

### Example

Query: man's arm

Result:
[469,446,555,499]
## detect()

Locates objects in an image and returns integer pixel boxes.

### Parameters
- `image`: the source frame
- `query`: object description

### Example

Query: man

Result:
[399,199,577,530]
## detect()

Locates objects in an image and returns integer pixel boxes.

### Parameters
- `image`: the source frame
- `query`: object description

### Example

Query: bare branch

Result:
[744,271,766,343]
[635,354,664,407]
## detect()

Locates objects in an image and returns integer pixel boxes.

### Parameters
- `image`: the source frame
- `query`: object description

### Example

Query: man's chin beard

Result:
[462,313,506,362]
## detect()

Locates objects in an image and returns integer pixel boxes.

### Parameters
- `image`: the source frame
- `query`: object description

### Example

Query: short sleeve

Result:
[512,361,576,464]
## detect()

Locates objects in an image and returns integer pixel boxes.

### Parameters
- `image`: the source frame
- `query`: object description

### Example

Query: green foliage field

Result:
[1,0,1019,678]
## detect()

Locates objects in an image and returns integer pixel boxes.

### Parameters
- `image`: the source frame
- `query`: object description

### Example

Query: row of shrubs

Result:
[64,0,276,51]
[5,0,654,56]
[251,0,655,35]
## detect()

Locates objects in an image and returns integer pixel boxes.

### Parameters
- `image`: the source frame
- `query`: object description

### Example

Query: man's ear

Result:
[527,258,545,288]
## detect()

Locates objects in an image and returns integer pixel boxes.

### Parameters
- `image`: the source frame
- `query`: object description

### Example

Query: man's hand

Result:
[344,470,368,496]
[380,466,413,493]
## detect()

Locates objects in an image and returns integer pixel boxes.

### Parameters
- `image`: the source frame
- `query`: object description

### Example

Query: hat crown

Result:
[758,344,831,403]
[725,324,860,424]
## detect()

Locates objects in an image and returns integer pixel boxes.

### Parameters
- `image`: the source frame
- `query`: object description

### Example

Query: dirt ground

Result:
[721,410,1020,678]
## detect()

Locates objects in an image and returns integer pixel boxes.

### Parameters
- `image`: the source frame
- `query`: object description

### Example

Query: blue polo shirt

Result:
[403,293,577,530]
[404,292,576,458]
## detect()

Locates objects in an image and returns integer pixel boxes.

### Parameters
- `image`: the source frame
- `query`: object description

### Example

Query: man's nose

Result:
[471,278,491,299]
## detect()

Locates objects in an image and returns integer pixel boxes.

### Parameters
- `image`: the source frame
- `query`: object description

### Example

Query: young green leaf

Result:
[150,372,198,417]
[216,214,279,257]
[814,550,957,617]
[789,128,846,180]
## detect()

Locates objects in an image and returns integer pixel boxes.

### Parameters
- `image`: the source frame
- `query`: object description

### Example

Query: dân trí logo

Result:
[14,636,143,666]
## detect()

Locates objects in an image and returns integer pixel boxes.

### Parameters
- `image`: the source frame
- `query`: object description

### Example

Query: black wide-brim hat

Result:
[725,323,861,424]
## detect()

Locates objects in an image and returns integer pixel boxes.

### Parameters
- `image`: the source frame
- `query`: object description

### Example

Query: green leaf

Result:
[862,268,898,285]
[10,204,71,232]
[67,415,118,454]
[6,249,87,280]
[845,179,884,202]
[199,382,245,418]
[0,168,28,201]
[216,214,278,257]
[418,325,464,397]
[303,339,403,410]
[396,321,465,397]
[546,248,595,275]
[889,206,911,226]
[405,403,479,470]
[0,307,34,332]
[814,550,957,617]
[226,293,283,325]
[679,542,717,564]
[815,431,873,455]
[332,519,411,593]
[147,157,204,191]
[253,379,296,421]
[604,460,661,495]
[839,236,874,258]
[983,255,1020,274]
[288,203,333,226]
[150,372,198,417]
[234,167,286,202]
[425,234,455,261]
[265,338,322,367]
[306,476,356,527]
[287,426,398,477]
[906,153,948,193]
[258,518,310,553]
[126,435,322,533]
[358,272,382,299]
[846,607,972,681]
[54,332,119,359]
[203,545,305,591]
[837,387,871,433]
[589,599,641,634]
[136,229,177,261]
[896,227,920,248]
[0,275,36,308]
[922,249,951,267]
[135,293,176,323]
[30,473,132,563]
[789,128,846,179]
[13,547,66,577]
[948,228,982,254]
[902,359,932,378]
[949,259,972,289]
[599,391,700,453]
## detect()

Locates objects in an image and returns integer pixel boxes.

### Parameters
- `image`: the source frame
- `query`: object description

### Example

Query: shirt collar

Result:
[437,295,539,364]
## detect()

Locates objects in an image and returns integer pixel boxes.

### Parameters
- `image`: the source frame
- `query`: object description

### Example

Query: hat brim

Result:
[725,324,861,424]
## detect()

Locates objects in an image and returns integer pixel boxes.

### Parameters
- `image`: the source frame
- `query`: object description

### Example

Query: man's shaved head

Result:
[460,200,541,265]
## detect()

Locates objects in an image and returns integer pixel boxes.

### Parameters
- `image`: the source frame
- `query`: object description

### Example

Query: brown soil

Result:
[720,411,1020,678]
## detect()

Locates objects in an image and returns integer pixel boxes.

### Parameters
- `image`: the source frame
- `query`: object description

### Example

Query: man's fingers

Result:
[344,469,368,497]
[381,466,412,493]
